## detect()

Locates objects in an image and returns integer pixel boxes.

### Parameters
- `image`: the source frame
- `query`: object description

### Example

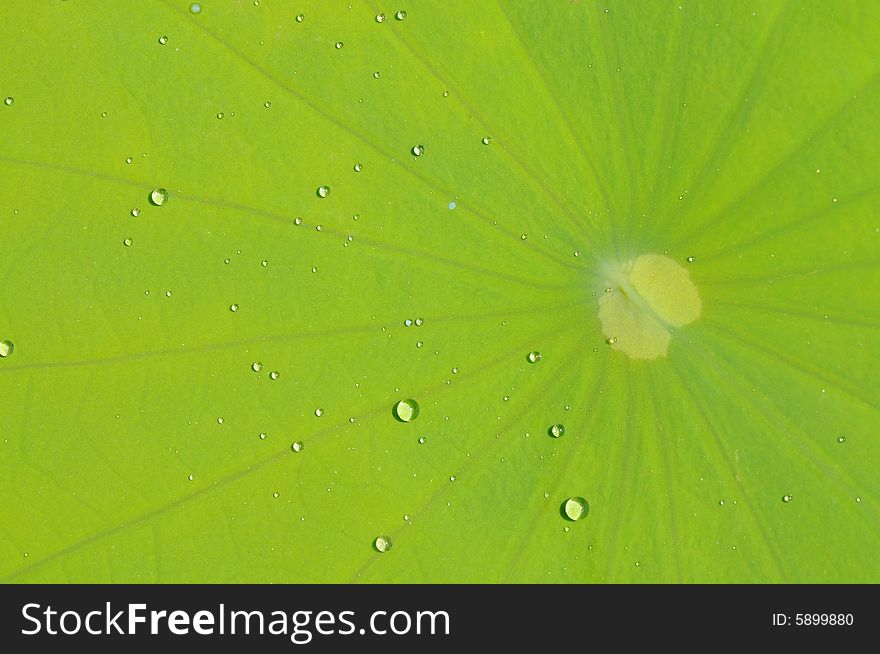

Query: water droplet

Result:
[718,500,725,507]
[158,35,168,45]
[448,201,456,210]
[334,41,343,49]
[260,259,269,267]
[562,497,590,521]
[269,370,279,380]
[217,417,224,424]
[125,157,133,164]
[395,9,407,20]
[418,436,426,444]
[317,185,330,198]
[311,266,318,273]
[291,440,304,453]
[259,432,267,440]
[404,319,413,327]
[149,187,169,206]
[374,535,392,553]
[372,71,381,79]
[353,163,363,172]
[549,424,565,438]
[272,492,279,498]
[230,303,239,312]
[188,474,195,481]
[574,250,581,257]
[449,475,456,482]
[411,144,425,157]
[251,361,263,372]
[295,14,304,22]
[264,100,271,108]
[520,234,528,240]
[782,494,793,503]
[294,217,303,226]
[375,12,386,22]
[856,496,862,503]
[393,399,420,422]
[314,408,324,417]
[216,112,224,119]
[442,90,449,97]
[403,514,411,522]
[527,351,541,363]
[605,336,618,345]
[189,3,201,14]
[3,97,13,106]
[414,318,424,326]
[686,255,696,263]
[416,341,423,348]
[130,208,140,217]
[481,136,491,145]
[165,290,172,297]
[837,435,846,443]
[0,340,14,358]
[123,238,133,247]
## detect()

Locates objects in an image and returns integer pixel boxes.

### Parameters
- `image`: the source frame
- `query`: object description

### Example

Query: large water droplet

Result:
[317,185,330,198]
[374,535,392,553]
[0,340,14,358]
[393,399,420,422]
[150,188,169,206]
[549,424,565,438]
[562,497,590,521]
[527,351,541,363]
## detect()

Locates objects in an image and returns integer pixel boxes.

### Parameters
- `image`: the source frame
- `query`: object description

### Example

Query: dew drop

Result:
[374,535,392,553]
[527,351,542,363]
[502,395,510,402]
[273,492,279,498]
[0,340,14,358]
[481,136,492,145]
[188,474,195,481]
[268,370,279,380]
[782,494,793,503]
[452,367,460,374]
[130,208,140,217]
[217,417,224,424]
[393,399,420,422]
[404,319,413,327]
[295,14,304,22]
[686,255,696,263]
[411,144,425,157]
[418,436,426,444]
[251,361,263,372]
[291,440,304,453]
[314,408,324,417]
[375,12,386,22]
[414,318,424,326]
[189,3,201,14]
[449,475,456,482]
[123,238,133,247]
[149,187,169,206]
[264,101,271,108]
[125,157,133,164]
[448,201,456,210]
[395,9,407,20]
[259,432,267,440]
[315,225,323,231]
[416,341,423,348]
[353,163,363,172]
[334,41,343,49]
[837,435,846,444]
[442,90,449,97]
[216,112,224,119]
[562,497,590,521]
[261,259,269,267]
[549,424,565,438]
[229,303,239,312]
[294,217,303,226]
[373,71,381,79]
[605,336,618,345]
[317,185,330,198]
[3,97,13,106]
[158,35,168,45]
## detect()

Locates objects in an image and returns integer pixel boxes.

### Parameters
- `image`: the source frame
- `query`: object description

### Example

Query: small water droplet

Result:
[0,340,14,358]
[125,157,133,164]
[856,496,862,503]
[374,535,392,553]
[418,436,426,444]
[395,9,407,20]
[718,500,725,507]
[686,255,696,263]
[837,435,846,443]
[543,492,551,500]
[393,399,420,422]
[411,144,425,157]
[527,351,541,363]
[123,238,133,247]
[217,417,224,424]
[375,12,386,22]
[448,201,456,210]
[3,97,13,106]
[404,319,413,327]
[216,112,224,119]
[189,3,201,13]
[334,41,343,49]
[294,217,303,226]
[291,440,304,453]
[317,185,330,198]
[158,35,169,45]
[549,424,565,438]
[260,259,269,267]
[230,303,239,312]
[416,341,423,348]
[164,290,172,298]
[403,514,411,521]
[452,367,460,374]
[520,234,528,240]
[562,497,590,521]
[272,492,279,498]
[259,432,267,440]
[264,100,271,108]
[130,208,140,217]
[251,361,263,372]
[605,336,618,345]
[574,250,581,257]
[353,163,363,172]
[314,408,324,417]
[481,136,491,145]
[269,370,279,380]
[149,187,169,206]
[449,475,456,482]
[188,474,195,481]
[782,494,793,503]
[373,71,381,79]
[414,318,423,326]
[315,224,324,231]
[442,90,449,97]
[502,395,510,402]
[295,14,304,22]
